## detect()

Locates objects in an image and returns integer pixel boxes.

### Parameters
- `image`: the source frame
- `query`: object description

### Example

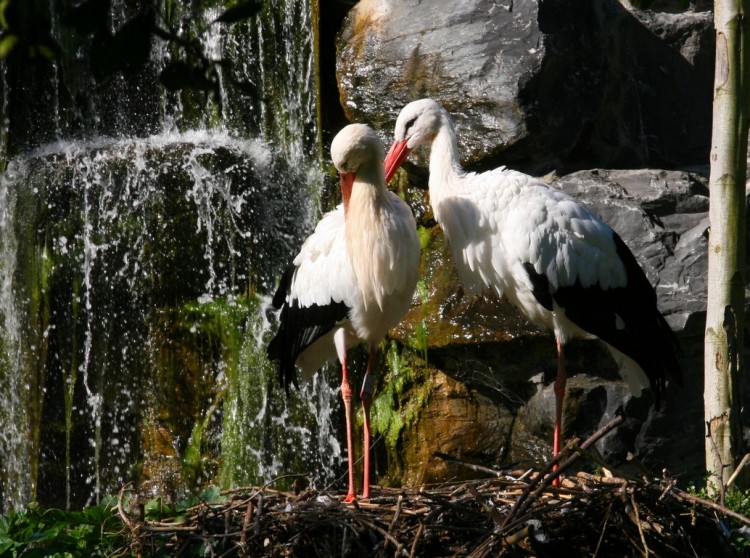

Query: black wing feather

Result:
[266,263,350,393]
[524,231,682,406]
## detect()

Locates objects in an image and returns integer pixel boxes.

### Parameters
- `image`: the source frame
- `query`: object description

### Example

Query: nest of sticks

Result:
[119,417,749,557]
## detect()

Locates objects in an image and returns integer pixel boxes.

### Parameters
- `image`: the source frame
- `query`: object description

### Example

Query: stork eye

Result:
[403,116,418,135]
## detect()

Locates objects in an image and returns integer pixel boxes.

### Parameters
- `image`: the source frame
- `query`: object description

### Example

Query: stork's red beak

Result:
[384,139,412,183]
[340,171,355,214]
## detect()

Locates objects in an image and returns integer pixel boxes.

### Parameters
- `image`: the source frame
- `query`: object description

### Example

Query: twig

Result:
[593,500,614,558]
[111,472,734,555]
[626,451,656,480]
[384,495,403,552]
[409,522,425,558]
[726,453,750,489]
[630,491,650,557]
[433,451,504,477]
[225,474,310,499]
[356,517,407,556]
[117,485,135,532]
[547,414,626,487]
[240,498,253,545]
[501,414,625,530]
[572,446,641,483]
[499,452,563,530]
[669,486,750,527]
[253,493,263,536]
[501,525,530,546]
[140,524,200,533]
[577,471,630,486]
[117,485,142,558]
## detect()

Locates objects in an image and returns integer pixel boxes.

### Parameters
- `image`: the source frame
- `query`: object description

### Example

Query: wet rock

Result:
[5,135,313,508]
[337,0,713,173]
[392,367,513,486]
[553,168,710,331]
[513,375,638,464]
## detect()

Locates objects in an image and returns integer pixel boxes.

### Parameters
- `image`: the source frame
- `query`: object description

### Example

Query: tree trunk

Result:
[704,0,749,491]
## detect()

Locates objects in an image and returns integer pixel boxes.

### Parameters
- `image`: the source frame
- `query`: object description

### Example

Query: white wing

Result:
[366,192,420,308]
[500,174,627,293]
[289,205,360,309]
[446,169,627,296]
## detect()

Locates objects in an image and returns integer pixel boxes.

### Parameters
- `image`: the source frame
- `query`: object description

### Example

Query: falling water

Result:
[0,0,342,512]
[0,163,32,512]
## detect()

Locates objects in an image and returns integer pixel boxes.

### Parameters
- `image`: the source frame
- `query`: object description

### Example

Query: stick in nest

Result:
[500,413,625,531]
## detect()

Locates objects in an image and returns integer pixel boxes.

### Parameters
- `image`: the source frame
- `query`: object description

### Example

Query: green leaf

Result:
[90,11,153,81]
[159,60,215,92]
[0,33,18,58]
[199,485,225,504]
[144,496,176,520]
[0,0,10,29]
[29,524,61,543]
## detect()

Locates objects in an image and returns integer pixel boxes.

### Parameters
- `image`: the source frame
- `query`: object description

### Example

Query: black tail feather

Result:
[525,231,682,406]
[266,264,349,393]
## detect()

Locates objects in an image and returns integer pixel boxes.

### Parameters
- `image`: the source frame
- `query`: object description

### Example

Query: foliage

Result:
[0,487,233,557]
[0,498,126,557]
[688,483,750,552]
[0,0,58,60]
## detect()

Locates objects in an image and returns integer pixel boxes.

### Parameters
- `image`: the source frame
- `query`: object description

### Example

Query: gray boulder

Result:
[337,0,713,173]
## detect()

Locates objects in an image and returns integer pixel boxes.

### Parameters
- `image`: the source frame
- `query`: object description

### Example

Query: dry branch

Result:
[114,466,745,557]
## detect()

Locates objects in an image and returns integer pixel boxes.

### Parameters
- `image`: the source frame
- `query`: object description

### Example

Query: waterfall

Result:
[0,0,342,512]
[0,162,32,512]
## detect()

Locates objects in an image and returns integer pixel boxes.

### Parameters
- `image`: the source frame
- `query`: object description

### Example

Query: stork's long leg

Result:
[553,339,566,458]
[360,345,377,500]
[340,359,357,503]
[334,330,357,503]
[552,338,566,486]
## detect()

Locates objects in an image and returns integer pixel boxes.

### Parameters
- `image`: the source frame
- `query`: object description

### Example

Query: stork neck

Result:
[345,165,389,230]
[344,167,392,309]
[429,124,465,201]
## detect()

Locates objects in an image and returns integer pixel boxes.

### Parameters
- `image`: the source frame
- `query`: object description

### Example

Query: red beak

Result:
[340,171,355,215]
[384,139,412,183]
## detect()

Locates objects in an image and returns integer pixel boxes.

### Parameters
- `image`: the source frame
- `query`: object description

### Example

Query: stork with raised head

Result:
[384,98,681,465]
[267,123,420,501]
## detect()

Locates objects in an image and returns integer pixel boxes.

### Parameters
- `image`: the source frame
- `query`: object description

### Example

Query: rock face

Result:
[337,0,714,174]
[334,0,748,485]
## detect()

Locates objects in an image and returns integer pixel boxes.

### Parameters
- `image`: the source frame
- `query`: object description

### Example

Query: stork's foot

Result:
[343,492,357,503]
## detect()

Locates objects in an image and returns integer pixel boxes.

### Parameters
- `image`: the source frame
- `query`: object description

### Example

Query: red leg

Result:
[359,346,377,500]
[341,359,357,503]
[552,339,566,486]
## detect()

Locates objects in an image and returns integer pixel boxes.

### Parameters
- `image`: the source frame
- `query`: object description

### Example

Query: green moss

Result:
[151,296,251,487]
[405,278,430,364]
[371,342,431,456]
[220,297,342,492]
[417,225,432,252]
[219,304,274,488]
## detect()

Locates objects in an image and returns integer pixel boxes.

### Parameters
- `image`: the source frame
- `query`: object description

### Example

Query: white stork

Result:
[384,98,681,465]
[267,123,420,501]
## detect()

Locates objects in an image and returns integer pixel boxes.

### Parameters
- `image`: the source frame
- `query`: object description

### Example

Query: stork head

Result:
[384,98,446,182]
[331,123,386,214]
